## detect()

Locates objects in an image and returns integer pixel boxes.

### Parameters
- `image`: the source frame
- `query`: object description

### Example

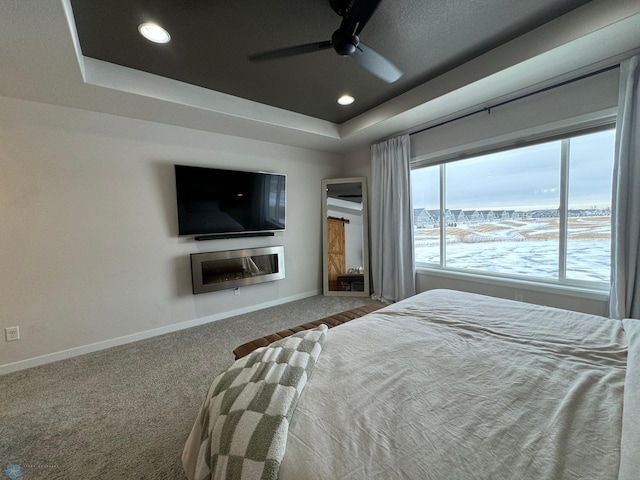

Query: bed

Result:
[183,289,640,480]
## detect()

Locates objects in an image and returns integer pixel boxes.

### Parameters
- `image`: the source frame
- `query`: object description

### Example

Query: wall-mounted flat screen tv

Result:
[175,165,286,237]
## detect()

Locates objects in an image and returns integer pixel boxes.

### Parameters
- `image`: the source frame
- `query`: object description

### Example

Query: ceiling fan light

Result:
[338,95,355,106]
[138,23,171,44]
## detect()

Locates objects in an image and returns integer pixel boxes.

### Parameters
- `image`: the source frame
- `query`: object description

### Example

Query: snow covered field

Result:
[414,217,610,282]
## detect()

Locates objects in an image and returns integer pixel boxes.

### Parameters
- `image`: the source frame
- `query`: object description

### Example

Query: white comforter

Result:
[279,289,640,480]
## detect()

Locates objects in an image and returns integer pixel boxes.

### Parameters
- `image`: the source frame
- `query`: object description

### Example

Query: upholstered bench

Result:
[233,303,384,359]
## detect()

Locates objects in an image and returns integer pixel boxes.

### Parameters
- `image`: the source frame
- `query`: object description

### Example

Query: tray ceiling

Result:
[69,0,592,124]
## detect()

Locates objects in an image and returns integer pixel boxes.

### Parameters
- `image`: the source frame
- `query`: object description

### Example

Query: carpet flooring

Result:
[0,295,378,479]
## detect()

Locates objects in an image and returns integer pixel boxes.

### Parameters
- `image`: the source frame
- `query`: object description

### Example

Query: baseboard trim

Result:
[0,289,321,376]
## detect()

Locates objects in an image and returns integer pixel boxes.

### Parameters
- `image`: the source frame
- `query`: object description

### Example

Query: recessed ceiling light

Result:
[138,23,171,44]
[337,95,355,106]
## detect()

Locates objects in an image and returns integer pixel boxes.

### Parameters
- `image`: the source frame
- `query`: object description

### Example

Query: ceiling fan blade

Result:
[350,42,402,83]
[249,40,333,62]
[347,0,383,35]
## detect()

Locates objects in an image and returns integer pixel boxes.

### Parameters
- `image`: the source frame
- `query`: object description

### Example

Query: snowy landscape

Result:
[414,215,610,282]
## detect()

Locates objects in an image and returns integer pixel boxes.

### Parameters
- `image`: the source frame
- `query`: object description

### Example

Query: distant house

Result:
[427,210,441,226]
[443,209,456,226]
[530,209,559,218]
[501,210,515,220]
[414,208,428,227]
[485,210,497,222]
[414,208,441,228]
[468,210,483,224]
[569,208,611,217]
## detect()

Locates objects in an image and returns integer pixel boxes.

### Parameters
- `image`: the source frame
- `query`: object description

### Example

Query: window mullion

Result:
[559,139,570,280]
[440,164,446,267]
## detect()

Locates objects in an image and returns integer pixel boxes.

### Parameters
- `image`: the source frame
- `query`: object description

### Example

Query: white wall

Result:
[0,96,343,372]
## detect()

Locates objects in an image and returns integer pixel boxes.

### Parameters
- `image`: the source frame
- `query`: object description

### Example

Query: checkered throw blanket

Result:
[182,325,328,480]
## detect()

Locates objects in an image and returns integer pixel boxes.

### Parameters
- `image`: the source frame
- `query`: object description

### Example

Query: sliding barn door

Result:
[327,217,346,290]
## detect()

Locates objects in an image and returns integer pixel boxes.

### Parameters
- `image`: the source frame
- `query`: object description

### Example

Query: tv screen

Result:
[175,165,286,236]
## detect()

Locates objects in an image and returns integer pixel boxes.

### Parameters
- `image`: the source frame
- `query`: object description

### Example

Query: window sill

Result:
[415,266,610,302]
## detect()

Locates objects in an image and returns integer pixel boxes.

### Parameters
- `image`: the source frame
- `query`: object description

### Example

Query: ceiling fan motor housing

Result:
[332,29,359,56]
[330,0,356,17]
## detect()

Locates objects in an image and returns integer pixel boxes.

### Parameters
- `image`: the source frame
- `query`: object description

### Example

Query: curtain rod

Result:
[409,64,620,137]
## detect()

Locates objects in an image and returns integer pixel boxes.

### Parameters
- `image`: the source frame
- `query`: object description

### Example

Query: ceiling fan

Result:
[248,0,403,83]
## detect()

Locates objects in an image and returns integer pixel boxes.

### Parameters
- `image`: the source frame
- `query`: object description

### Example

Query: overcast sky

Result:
[412,129,615,211]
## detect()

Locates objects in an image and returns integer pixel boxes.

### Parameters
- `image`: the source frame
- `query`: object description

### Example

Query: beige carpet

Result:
[0,295,378,479]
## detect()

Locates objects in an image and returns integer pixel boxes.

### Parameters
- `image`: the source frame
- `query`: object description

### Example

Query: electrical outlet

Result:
[5,326,20,341]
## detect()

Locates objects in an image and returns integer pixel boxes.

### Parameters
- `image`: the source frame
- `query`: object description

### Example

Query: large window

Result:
[412,128,615,288]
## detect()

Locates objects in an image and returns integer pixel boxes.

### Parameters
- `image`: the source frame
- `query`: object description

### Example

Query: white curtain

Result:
[370,134,416,302]
[609,55,640,319]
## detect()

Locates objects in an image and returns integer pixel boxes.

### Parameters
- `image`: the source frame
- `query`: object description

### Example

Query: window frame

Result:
[411,122,616,295]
